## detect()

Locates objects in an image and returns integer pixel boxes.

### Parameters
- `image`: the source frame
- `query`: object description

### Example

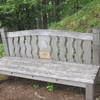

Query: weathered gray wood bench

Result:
[0,28,100,100]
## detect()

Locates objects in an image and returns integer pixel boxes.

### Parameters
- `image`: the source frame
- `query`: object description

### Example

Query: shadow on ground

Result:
[0,77,100,100]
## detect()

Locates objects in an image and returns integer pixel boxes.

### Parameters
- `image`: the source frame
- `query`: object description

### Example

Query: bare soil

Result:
[0,77,100,100]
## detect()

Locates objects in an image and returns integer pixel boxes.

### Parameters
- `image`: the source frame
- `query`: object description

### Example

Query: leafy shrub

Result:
[50,0,100,32]
[0,0,93,31]
[0,43,5,57]
[46,83,54,91]
[32,81,40,89]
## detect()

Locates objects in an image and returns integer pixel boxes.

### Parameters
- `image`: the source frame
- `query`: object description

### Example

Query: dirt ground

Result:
[0,77,100,100]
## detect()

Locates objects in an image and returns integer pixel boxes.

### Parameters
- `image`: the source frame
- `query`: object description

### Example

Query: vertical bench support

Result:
[86,28,100,100]
[93,28,100,65]
[0,28,9,56]
[86,84,94,100]
[93,28,100,84]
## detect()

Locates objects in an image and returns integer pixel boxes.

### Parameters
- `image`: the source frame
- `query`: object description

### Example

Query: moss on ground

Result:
[50,0,100,32]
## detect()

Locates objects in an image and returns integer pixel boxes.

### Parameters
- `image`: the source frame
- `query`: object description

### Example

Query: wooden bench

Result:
[0,28,100,100]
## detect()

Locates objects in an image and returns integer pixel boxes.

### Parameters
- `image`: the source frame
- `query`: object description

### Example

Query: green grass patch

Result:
[46,83,54,91]
[0,43,5,57]
[50,0,100,32]
[33,81,40,89]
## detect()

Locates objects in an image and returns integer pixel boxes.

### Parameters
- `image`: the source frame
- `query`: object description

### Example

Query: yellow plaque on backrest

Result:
[39,51,51,59]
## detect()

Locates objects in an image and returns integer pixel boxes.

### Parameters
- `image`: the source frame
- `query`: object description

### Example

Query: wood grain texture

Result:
[67,38,74,62]
[2,29,99,65]
[0,57,99,85]
[1,28,100,90]
[59,37,66,61]
[8,37,15,56]
[14,37,20,57]
[0,70,86,88]
[86,84,94,100]
[7,29,93,40]
[92,28,100,66]
[51,36,59,60]
[25,36,32,58]
[83,41,91,64]
[20,37,26,57]
[92,28,100,83]
[31,36,38,58]
[74,39,82,63]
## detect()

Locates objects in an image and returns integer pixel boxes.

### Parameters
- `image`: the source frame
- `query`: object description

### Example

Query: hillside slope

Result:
[50,0,100,32]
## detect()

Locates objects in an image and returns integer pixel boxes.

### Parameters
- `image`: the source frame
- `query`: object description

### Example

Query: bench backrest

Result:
[0,28,100,65]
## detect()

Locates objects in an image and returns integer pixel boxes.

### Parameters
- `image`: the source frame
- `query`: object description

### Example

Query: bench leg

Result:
[86,84,95,100]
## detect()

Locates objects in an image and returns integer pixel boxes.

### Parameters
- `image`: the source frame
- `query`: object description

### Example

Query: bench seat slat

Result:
[0,57,99,85]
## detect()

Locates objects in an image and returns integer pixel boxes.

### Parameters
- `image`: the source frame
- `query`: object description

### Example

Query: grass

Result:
[46,83,54,91]
[33,81,40,89]
[32,81,55,91]
[50,0,100,32]
[0,43,5,57]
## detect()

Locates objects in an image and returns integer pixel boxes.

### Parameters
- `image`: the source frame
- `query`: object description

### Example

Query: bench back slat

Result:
[1,29,100,65]
[20,37,26,57]
[8,37,15,56]
[25,36,33,58]
[14,37,20,57]
[51,36,59,61]
[83,40,92,64]
[74,39,82,63]
[7,30,93,40]
[31,36,38,59]
[93,29,100,65]
[66,38,74,62]
[59,37,66,61]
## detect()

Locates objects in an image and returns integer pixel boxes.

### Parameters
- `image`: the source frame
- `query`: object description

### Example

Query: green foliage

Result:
[62,0,94,17]
[46,83,54,91]
[0,0,41,30]
[50,0,100,32]
[0,0,62,30]
[0,0,94,31]
[88,19,98,27]
[32,81,40,89]
[0,44,5,57]
[32,81,55,91]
